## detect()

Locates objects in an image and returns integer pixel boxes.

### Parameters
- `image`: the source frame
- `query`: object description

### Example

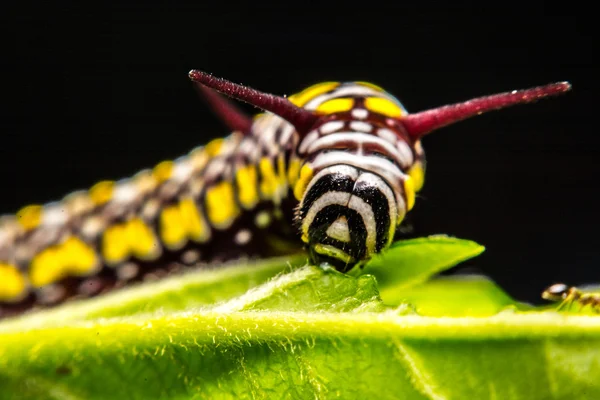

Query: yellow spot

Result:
[365,97,404,118]
[0,263,27,301]
[127,218,158,259]
[179,198,208,242]
[205,181,239,229]
[294,164,314,201]
[277,154,287,186]
[62,237,98,275]
[89,180,115,205]
[287,158,301,186]
[205,138,224,157]
[253,113,265,121]
[103,218,160,264]
[159,198,209,247]
[356,81,385,92]
[152,161,174,183]
[236,164,259,209]
[16,205,42,230]
[407,162,425,192]
[102,224,129,265]
[30,237,98,287]
[404,176,416,211]
[315,98,354,114]
[288,82,339,107]
[160,205,186,249]
[259,158,279,199]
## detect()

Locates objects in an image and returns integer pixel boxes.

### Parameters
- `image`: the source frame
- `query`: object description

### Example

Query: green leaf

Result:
[0,255,305,330]
[381,275,522,316]
[363,235,485,295]
[1,236,598,399]
[1,265,600,399]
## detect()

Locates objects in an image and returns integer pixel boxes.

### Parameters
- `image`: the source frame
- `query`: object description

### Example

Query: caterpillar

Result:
[542,283,600,312]
[0,70,570,318]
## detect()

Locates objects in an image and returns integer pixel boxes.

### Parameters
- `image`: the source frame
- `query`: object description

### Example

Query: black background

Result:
[1,2,596,303]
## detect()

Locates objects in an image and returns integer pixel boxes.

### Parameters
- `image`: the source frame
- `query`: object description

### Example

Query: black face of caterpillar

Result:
[296,164,399,272]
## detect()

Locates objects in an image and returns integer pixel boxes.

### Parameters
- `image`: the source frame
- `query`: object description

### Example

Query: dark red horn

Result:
[189,70,319,135]
[401,82,571,139]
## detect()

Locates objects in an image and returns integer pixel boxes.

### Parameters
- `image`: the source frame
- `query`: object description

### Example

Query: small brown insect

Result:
[542,283,600,313]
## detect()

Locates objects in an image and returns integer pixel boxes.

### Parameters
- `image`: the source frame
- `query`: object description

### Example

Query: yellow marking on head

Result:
[407,162,425,192]
[404,176,416,211]
[152,161,174,183]
[294,164,314,201]
[288,82,339,107]
[365,97,404,118]
[287,158,301,186]
[205,181,239,229]
[16,204,42,230]
[160,205,187,249]
[259,158,279,199]
[313,244,353,264]
[29,237,98,287]
[0,263,27,301]
[253,112,265,121]
[236,164,259,209]
[179,197,208,242]
[315,98,354,114]
[355,81,385,92]
[205,138,224,157]
[89,180,115,205]
[301,231,309,243]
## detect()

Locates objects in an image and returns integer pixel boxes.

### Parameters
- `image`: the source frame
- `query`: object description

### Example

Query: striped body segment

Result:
[0,128,300,315]
[0,71,570,317]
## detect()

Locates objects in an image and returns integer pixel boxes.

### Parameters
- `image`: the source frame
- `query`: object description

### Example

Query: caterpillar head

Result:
[189,70,570,271]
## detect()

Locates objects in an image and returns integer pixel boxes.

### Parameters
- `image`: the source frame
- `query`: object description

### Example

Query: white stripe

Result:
[278,123,296,145]
[310,151,405,194]
[172,159,193,182]
[305,133,407,166]
[42,203,68,226]
[303,191,352,234]
[397,141,414,166]
[355,173,401,243]
[377,128,398,143]
[298,130,320,154]
[378,128,414,166]
[351,108,369,119]
[347,195,377,255]
[319,121,345,134]
[113,180,137,203]
[349,121,372,132]
[238,138,256,156]
[301,164,359,206]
